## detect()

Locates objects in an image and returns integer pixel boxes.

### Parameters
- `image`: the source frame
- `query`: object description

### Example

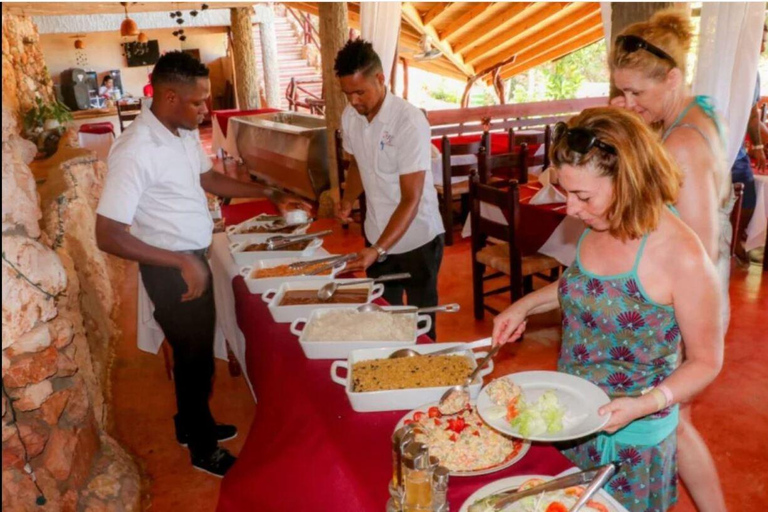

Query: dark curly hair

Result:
[151,51,209,87]
[334,39,382,78]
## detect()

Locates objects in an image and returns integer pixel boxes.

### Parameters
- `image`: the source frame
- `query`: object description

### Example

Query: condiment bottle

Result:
[402,442,432,512]
[432,465,450,511]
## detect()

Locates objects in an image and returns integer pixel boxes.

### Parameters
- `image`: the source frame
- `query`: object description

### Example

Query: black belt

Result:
[178,248,209,259]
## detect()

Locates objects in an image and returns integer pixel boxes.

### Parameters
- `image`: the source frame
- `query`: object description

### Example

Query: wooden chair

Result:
[334,129,366,230]
[437,136,482,246]
[729,182,745,256]
[477,144,529,185]
[469,173,562,319]
[117,99,142,132]
[507,125,551,169]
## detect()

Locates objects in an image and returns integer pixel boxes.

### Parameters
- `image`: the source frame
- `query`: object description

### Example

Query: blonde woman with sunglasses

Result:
[608,10,731,512]
[493,108,723,512]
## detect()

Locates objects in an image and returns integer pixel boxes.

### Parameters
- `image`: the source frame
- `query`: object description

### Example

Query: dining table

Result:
[212,201,618,512]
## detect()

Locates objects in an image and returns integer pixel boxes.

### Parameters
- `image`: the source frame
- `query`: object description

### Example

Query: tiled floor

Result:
[108,191,767,511]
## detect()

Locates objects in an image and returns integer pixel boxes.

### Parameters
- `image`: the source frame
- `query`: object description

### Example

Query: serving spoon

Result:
[437,343,502,414]
[356,303,460,315]
[316,272,411,301]
[387,334,489,361]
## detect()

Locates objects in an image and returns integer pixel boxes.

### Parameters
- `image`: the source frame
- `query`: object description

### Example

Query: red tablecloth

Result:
[216,202,573,512]
[517,181,567,255]
[432,133,542,163]
[212,108,282,137]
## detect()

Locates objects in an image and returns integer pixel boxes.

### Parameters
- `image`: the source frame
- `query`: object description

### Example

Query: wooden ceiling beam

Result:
[440,3,494,41]
[452,2,533,54]
[463,2,569,64]
[472,5,601,72]
[402,2,474,77]
[500,26,604,79]
[422,2,450,26]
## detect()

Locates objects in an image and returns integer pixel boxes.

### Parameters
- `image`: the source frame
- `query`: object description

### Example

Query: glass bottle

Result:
[432,465,450,511]
[402,442,432,512]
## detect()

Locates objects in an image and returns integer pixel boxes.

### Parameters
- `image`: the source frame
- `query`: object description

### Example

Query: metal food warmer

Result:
[232,111,330,201]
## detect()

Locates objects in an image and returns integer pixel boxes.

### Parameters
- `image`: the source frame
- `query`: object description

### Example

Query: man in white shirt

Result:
[334,40,445,339]
[95,52,308,477]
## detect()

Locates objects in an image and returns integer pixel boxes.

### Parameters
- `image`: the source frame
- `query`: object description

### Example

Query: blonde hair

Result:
[610,9,693,79]
[550,107,683,241]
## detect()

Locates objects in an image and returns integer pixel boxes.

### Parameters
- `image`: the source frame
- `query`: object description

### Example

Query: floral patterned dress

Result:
[557,229,682,512]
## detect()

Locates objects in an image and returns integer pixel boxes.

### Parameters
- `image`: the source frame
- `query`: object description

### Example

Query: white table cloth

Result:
[745,174,768,251]
[78,131,114,162]
[211,115,244,159]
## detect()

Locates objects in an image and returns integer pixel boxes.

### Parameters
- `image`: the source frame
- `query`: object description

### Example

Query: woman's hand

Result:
[598,396,655,434]
[492,304,529,346]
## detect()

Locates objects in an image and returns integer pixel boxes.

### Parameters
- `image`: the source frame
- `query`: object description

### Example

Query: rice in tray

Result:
[351,355,472,392]
[303,310,414,342]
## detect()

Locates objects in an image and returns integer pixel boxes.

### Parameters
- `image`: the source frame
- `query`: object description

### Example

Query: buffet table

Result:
[214,201,593,511]
[211,108,281,158]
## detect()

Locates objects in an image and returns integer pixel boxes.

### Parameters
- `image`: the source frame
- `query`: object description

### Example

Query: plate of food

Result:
[477,371,611,442]
[394,402,530,477]
[460,474,617,512]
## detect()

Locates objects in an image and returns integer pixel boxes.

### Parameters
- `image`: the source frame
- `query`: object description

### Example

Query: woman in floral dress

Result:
[492,108,723,512]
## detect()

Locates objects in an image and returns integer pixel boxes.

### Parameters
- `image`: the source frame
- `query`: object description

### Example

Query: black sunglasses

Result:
[554,122,617,156]
[615,34,677,67]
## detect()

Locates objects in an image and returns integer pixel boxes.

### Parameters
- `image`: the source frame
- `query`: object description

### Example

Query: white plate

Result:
[459,474,617,512]
[477,371,611,442]
[394,402,530,477]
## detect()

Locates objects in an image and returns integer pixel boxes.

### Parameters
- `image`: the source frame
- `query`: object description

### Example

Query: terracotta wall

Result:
[38,26,229,104]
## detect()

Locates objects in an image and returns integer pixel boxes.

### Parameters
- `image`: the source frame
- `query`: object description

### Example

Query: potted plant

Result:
[23,98,73,158]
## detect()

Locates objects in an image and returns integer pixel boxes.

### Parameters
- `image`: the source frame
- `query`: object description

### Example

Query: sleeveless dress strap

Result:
[630,234,650,275]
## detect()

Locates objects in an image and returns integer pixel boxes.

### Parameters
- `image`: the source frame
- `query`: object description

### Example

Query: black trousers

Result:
[366,235,444,340]
[139,251,217,457]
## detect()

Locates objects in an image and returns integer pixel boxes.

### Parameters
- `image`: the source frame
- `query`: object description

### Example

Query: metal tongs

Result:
[265,229,333,251]
[305,253,358,275]
[467,462,619,512]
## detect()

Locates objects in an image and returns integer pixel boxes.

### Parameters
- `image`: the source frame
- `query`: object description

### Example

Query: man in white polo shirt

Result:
[334,40,445,339]
[95,52,307,477]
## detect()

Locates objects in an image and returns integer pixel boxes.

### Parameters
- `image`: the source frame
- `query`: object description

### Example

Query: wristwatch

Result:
[371,243,388,263]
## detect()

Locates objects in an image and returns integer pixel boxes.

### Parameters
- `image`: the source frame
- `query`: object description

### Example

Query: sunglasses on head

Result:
[554,122,617,156]
[615,34,677,67]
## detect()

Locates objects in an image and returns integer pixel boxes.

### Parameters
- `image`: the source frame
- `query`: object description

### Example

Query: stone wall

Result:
[2,101,140,512]
[2,12,141,508]
[2,13,55,124]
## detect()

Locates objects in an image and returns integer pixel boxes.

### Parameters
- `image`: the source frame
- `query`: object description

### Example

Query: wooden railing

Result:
[427,97,609,137]
[285,6,320,51]
[286,77,324,114]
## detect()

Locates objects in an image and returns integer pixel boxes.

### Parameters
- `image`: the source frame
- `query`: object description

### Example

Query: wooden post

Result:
[318,2,349,202]
[255,4,281,108]
[609,2,677,99]
[401,57,409,101]
[230,7,261,109]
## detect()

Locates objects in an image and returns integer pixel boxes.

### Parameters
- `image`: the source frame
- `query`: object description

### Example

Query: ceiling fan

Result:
[410,35,442,61]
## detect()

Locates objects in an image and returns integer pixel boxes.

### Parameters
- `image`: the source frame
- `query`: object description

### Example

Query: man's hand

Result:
[178,254,210,302]
[270,190,312,216]
[345,247,378,272]
[335,199,354,224]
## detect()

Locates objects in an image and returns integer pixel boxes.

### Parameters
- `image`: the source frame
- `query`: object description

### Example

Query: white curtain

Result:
[693,2,765,168]
[360,2,402,85]
[600,2,613,53]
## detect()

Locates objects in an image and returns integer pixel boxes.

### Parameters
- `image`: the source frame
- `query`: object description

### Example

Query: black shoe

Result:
[175,416,238,446]
[191,447,237,478]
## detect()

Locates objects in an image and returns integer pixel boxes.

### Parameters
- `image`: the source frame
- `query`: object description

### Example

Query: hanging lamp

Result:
[120,2,139,37]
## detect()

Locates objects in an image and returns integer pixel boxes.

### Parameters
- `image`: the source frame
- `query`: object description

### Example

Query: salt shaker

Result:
[388,425,415,511]
[402,442,432,512]
[432,465,450,511]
